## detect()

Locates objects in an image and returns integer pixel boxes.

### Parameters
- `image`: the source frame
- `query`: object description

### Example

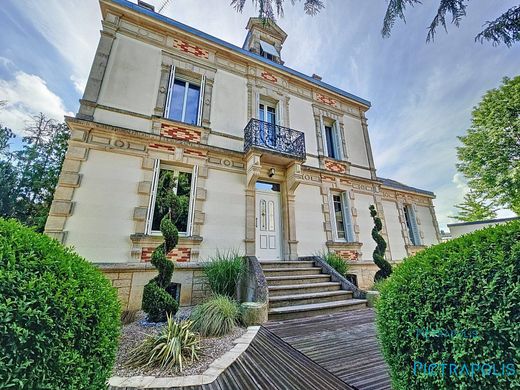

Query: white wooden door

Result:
[255,185,282,260]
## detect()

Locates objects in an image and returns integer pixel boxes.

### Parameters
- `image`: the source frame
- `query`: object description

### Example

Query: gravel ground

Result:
[112,311,247,377]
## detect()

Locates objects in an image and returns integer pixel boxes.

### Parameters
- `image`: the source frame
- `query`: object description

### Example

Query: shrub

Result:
[318,250,349,276]
[126,314,200,372]
[0,218,120,389]
[369,205,391,281]
[191,295,239,337]
[377,221,520,389]
[142,171,181,322]
[204,250,244,298]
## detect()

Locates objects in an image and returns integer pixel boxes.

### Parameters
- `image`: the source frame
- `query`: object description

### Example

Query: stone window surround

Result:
[248,75,290,128]
[328,189,356,243]
[312,104,348,164]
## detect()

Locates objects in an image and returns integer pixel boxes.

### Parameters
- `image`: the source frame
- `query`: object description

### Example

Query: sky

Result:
[0,0,518,230]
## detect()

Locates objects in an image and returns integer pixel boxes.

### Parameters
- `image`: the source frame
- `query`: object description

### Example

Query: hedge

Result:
[376,221,520,389]
[0,218,121,389]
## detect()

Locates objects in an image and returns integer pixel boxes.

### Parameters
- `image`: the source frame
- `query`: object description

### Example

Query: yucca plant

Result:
[125,314,200,373]
[191,295,239,337]
[316,250,349,277]
[204,250,244,298]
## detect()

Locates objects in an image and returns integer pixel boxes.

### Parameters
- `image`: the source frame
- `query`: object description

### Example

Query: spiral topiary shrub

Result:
[0,218,120,389]
[369,205,392,281]
[377,221,520,389]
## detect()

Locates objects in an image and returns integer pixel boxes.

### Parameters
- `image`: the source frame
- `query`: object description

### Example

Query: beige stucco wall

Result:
[198,168,246,260]
[94,107,152,133]
[448,218,518,238]
[294,184,327,256]
[343,115,369,168]
[355,193,376,260]
[210,69,248,139]
[417,205,438,245]
[382,200,407,260]
[64,150,141,263]
[349,166,372,179]
[289,96,318,156]
[207,133,243,152]
[97,33,161,120]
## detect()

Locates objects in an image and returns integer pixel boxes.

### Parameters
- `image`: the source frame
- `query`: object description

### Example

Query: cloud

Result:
[0,71,72,135]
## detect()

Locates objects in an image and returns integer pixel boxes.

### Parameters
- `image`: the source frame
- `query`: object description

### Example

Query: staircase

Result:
[260,260,367,321]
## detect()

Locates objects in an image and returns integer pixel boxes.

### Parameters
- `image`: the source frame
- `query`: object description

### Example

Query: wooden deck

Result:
[264,308,392,390]
[197,326,352,389]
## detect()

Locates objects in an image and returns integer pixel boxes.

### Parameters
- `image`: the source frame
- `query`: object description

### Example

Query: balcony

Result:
[244,119,306,160]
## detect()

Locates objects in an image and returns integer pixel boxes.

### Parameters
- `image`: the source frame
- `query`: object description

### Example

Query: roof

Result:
[378,177,435,197]
[447,216,519,228]
[106,0,371,108]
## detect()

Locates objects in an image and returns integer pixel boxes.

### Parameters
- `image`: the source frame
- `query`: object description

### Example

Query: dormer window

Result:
[259,40,279,61]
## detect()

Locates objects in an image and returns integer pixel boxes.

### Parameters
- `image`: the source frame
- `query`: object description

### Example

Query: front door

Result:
[255,181,282,260]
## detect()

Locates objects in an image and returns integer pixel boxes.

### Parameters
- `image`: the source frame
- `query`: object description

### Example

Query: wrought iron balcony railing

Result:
[244,118,306,160]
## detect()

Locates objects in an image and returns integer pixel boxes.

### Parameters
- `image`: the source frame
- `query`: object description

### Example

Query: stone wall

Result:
[99,262,210,311]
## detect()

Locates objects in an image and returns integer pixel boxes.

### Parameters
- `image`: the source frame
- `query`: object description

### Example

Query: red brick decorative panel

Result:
[141,247,191,262]
[322,175,335,182]
[261,71,278,83]
[161,123,201,143]
[149,143,175,152]
[173,39,209,59]
[184,148,207,157]
[335,249,359,261]
[325,159,347,174]
[316,93,337,107]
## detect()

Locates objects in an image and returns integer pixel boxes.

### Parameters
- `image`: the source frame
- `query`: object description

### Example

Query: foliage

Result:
[317,250,349,276]
[376,221,520,389]
[457,76,520,214]
[382,1,520,46]
[0,114,69,232]
[231,0,324,19]
[0,218,121,389]
[369,279,386,292]
[450,191,497,222]
[142,171,181,322]
[125,315,200,373]
[204,250,244,298]
[191,295,240,337]
[369,205,392,282]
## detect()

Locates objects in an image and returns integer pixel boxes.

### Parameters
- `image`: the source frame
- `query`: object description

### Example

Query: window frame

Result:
[404,204,421,246]
[321,117,342,160]
[145,161,198,237]
[164,65,205,126]
[330,191,355,243]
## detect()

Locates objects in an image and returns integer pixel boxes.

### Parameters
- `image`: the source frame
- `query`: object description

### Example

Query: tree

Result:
[231,0,324,19]
[369,205,392,282]
[382,1,520,46]
[450,191,497,222]
[0,126,18,217]
[457,76,520,214]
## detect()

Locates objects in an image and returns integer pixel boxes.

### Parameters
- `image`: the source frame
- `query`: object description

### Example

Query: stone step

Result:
[263,267,322,277]
[269,290,354,308]
[268,299,368,321]
[266,274,331,286]
[259,261,316,269]
[268,282,342,296]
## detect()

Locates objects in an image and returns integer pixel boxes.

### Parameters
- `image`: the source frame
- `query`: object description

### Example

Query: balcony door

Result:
[259,103,277,148]
[255,181,282,260]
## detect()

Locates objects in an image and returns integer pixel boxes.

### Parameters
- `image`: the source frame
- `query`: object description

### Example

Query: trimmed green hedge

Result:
[377,221,520,389]
[0,218,121,389]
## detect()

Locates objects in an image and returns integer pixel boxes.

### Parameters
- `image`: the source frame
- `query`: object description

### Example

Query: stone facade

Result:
[45,0,441,308]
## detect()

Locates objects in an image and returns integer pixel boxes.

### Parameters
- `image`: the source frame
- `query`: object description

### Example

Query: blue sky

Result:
[0,0,518,229]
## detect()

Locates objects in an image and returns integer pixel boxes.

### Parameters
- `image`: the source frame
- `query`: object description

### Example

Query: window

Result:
[404,205,421,245]
[259,103,277,146]
[323,121,342,160]
[164,66,205,126]
[259,40,278,61]
[332,193,355,242]
[147,164,197,235]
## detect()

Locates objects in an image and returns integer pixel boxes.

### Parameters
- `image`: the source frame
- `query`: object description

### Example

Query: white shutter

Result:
[255,92,260,119]
[334,122,343,160]
[320,115,327,156]
[197,75,205,127]
[164,65,176,118]
[186,165,198,236]
[145,159,161,234]
[409,205,421,245]
[276,100,284,127]
[341,192,355,242]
